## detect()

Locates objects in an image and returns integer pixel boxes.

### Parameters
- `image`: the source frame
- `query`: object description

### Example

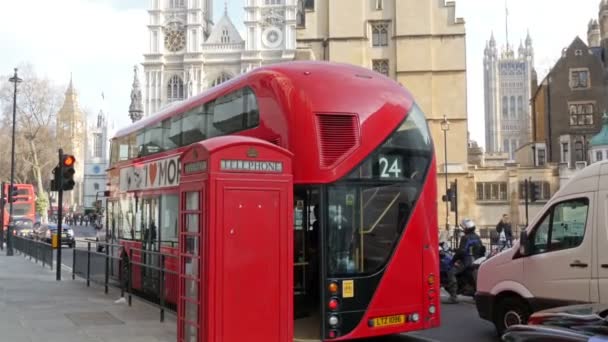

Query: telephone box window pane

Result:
[186,192,199,211]
[185,301,198,325]
[185,236,198,255]
[184,322,197,342]
[186,214,199,233]
[184,256,199,275]
[185,278,198,299]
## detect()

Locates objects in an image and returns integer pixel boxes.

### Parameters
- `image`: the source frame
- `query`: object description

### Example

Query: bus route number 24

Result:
[378,155,403,179]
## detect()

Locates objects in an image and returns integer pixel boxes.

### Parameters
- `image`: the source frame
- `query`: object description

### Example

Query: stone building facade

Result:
[142,0,296,117]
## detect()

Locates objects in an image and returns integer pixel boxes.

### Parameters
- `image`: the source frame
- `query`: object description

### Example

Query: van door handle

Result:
[570,261,588,268]
[602,264,608,269]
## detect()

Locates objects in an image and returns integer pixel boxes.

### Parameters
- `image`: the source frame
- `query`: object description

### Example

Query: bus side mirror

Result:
[519,231,530,256]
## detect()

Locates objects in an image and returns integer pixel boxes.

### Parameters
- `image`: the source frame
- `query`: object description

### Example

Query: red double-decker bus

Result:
[106,61,438,340]
[3,183,36,229]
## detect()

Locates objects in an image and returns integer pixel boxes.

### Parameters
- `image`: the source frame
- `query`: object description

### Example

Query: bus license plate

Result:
[372,315,405,328]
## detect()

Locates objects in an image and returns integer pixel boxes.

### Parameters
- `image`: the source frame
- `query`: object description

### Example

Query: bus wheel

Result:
[494,296,530,336]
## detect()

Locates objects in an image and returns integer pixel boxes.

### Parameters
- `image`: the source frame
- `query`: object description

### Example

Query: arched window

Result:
[502,96,508,117]
[167,75,184,101]
[170,0,185,8]
[93,183,100,191]
[221,29,230,44]
[371,22,389,47]
[575,141,584,161]
[212,72,232,87]
[517,96,523,118]
[510,96,516,118]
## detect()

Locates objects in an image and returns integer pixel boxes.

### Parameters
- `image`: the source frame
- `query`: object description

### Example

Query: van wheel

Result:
[494,296,530,336]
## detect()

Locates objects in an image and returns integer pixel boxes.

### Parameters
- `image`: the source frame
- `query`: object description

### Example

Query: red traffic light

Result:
[63,155,75,167]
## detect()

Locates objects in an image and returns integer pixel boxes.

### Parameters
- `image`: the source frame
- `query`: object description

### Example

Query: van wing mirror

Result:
[519,231,530,256]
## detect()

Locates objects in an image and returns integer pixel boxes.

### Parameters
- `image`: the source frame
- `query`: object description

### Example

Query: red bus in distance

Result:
[107,61,439,340]
[3,183,37,229]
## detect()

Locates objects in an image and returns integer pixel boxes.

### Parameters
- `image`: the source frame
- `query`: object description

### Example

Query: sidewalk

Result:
[0,251,176,342]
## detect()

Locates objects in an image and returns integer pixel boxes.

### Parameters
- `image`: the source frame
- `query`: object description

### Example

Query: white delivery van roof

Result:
[556,160,608,197]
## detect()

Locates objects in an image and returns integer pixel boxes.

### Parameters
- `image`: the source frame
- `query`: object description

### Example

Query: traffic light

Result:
[448,182,458,212]
[529,182,540,203]
[61,154,76,191]
[51,165,61,191]
[8,186,17,203]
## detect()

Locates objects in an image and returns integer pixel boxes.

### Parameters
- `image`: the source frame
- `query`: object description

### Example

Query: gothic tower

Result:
[588,19,601,47]
[484,33,500,153]
[56,77,85,209]
[83,100,110,209]
[142,0,213,116]
[242,0,297,67]
[483,29,535,158]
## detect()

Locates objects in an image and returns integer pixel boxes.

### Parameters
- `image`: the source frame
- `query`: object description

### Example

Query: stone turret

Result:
[128,66,143,123]
[588,19,601,47]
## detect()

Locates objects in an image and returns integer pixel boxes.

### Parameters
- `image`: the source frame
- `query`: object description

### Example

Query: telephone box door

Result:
[220,184,283,342]
[178,183,204,342]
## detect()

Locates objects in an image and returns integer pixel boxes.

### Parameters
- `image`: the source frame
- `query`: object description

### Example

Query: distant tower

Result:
[56,76,86,209]
[588,19,601,47]
[483,28,535,158]
[129,66,144,123]
[83,97,110,210]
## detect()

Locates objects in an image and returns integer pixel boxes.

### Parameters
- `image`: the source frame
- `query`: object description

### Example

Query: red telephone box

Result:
[178,136,294,342]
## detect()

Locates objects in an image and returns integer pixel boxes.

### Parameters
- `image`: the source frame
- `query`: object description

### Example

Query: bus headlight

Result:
[429,305,436,315]
[409,313,420,322]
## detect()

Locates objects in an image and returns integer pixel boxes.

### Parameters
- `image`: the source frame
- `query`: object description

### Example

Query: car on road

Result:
[35,223,75,248]
[12,218,34,238]
[502,304,608,341]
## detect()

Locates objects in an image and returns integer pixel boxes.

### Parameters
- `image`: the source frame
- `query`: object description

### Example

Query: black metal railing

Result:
[13,236,54,269]
[71,240,178,322]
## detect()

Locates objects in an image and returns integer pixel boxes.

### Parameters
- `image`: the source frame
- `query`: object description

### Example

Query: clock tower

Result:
[243,0,296,66]
[142,0,213,116]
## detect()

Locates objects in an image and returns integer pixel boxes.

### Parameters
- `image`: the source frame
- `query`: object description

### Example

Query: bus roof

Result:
[112,61,412,140]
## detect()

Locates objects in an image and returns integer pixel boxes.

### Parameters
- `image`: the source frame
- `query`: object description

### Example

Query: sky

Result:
[0,0,603,147]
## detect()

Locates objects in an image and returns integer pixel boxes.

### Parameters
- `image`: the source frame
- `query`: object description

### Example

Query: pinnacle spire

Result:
[129,65,143,123]
[224,0,228,16]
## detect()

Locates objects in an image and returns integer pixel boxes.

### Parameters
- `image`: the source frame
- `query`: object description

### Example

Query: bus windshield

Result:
[11,203,34,217]
[326,104,432,276]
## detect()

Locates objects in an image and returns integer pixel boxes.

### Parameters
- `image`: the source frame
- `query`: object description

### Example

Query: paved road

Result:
[62,224,499,342]
[55,224,99,268]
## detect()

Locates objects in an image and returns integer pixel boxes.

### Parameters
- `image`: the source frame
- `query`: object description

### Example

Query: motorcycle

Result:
[439,242,485,297]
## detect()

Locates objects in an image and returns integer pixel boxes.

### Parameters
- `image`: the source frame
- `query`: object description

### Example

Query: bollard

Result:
[72,246,76,280]
[160,254,165,322]
[128,248,132,307]
[104,243,109,294]
[86,241,91,287]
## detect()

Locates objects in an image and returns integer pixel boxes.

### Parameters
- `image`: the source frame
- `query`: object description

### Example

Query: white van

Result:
[475,160,608,335]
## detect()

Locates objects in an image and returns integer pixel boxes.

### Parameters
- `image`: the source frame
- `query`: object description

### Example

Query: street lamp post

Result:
[441,115,450,233]
[7,68,22,256]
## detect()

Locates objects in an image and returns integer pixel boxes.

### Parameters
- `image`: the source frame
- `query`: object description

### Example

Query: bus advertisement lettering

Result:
[119,155,181,191]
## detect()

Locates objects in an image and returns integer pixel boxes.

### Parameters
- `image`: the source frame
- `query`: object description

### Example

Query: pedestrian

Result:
[495,214,513,249]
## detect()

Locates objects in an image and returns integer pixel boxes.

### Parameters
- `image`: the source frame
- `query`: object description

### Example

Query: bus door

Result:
[293,186,322,340]
[140,197,160,295]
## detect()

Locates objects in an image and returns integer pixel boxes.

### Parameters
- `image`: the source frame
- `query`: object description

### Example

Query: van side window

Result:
[530,198,589,255]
